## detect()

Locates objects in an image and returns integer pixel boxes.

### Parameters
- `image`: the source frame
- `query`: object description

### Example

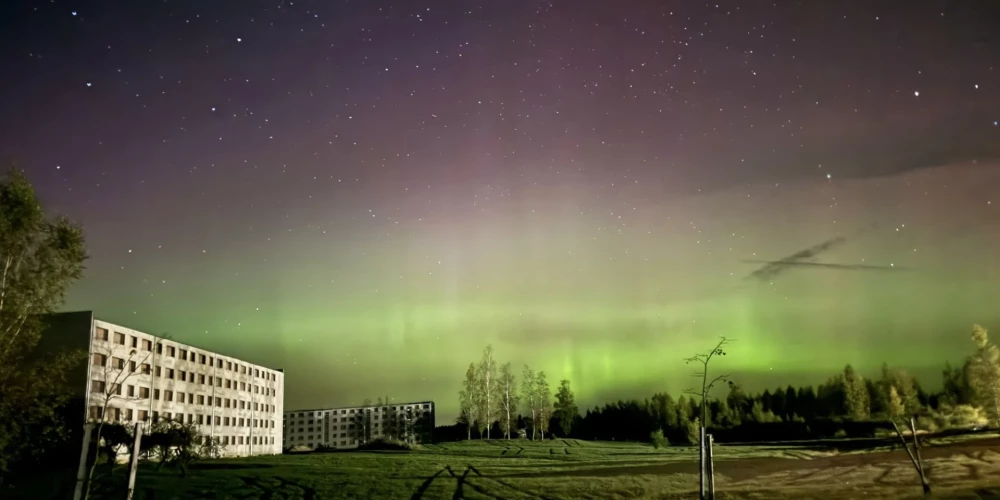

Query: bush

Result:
[357,438,413,451]
[649,429,667,449]
[931,404,989,430]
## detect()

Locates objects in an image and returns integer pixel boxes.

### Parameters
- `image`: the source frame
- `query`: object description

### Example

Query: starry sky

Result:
[2,0,1000,422]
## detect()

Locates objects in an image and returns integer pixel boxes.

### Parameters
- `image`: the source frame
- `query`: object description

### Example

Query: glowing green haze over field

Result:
[4,1,1000,423]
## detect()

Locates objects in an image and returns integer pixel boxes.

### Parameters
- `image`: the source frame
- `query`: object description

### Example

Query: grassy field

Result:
[18,435,1000,499]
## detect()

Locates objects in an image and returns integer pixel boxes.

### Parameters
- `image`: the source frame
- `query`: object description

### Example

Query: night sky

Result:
[2,0,1000,422]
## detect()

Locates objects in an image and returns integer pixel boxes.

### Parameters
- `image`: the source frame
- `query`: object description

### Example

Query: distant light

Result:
[71,11,77,16]
[914,91,920,97]
[236,37,242,42]
[826,173,831,179]
[85,82,92,87]
[975,84,980,89]
[211,107,216,112]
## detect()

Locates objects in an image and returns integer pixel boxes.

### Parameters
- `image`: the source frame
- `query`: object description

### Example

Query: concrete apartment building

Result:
[41,311,284,457]
[283,400,435,450]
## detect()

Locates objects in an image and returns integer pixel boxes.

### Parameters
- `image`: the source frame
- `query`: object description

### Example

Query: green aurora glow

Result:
[65,163,1000,421]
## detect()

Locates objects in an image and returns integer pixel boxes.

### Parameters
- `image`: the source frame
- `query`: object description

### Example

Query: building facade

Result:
[283,400,434,450]
[42,311,284,457]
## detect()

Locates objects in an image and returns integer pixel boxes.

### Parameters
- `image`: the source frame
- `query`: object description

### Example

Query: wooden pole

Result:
[909,417,931,495]
[126,423,144,500]
[707,433,716,500]
[698,426,706,500]
[890,421,930,496]
[73,422,94,500]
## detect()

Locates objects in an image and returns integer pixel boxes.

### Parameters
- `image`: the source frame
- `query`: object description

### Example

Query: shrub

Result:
[357,438,413,451]
[649,429,667,449]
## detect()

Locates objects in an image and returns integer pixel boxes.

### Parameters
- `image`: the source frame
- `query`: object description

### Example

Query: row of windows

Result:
[90,381,278,413]
[92,354,278,398]
[94,327,278,381]
[284,404,431,419]
[88,405,277,429]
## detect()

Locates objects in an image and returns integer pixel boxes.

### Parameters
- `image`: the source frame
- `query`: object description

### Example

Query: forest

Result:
[442,324,999,445]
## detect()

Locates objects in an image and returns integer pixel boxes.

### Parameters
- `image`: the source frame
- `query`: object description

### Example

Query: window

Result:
[91,380,105,393]
[197,414,204,425]
[89,406,103,420]
[188,393,194,404]
[92,353,107,366]
[142,339,152,351]
[124,408,133,421]
[114,332,125,345]
[152,411,159,423]
[179,349,188,360]
[199,354,206,364]
[227,361,233,370]
[95,327,109,341]
[207,376,213,385]
[215,397,222,407]
[225,379,231,389]
[111,357,125,370]
[208,356,214,366]
[166,368,174,379]
[138,410,148,422]
[199,374,205,384]
[164,390,173,402]
[131,336,138,348]
[215,416,221,425]
[111,383,122,396]
[240,382,246,391]
[179,370,186,381]
[198,395,205,405]
[139,387,149,399]
[217,359,223,368]
[155,366,161,377]
[127,385,135,397]
[140,363,150,374]
[156,343,163,354]
[216,378,222,388]
[129,360,136,372]
[177,391,185,402]
[167,346,175,357]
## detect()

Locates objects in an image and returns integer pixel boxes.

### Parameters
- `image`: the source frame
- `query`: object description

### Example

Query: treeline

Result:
[451,324,1000,445]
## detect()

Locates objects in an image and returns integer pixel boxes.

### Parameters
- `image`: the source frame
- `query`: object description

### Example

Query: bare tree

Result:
[521,366,537,440]
[477,345,498,439]
[684,337,733,500]
[84,336,159,500]
[535,371,551,440]
[684,337,733,429]
[498,362,518,439]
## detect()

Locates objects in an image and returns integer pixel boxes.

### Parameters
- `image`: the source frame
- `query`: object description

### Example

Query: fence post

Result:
[72,422,94,500]
[707,433,716,500]
[126,423,144,500]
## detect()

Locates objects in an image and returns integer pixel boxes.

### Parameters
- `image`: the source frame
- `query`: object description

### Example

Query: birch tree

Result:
[0,167,87,481]
[459,363,477,440]
[477,345,498,439]
[535,371,552,439]
[521,366,537,440]
[498,362,518,439]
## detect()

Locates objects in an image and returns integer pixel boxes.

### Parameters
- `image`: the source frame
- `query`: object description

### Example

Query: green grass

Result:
[15,437,1000,499]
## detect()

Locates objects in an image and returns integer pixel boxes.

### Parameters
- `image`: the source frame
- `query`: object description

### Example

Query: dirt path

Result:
[500,438,1000,482]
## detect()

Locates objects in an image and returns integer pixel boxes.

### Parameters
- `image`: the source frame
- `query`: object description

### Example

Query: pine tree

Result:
[968,324,1000,425]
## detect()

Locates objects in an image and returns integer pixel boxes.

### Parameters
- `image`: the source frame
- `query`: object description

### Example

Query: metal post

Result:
[909,417,931,495]
[707,434,716,500]
[890,420,930,496]
[73,422,94,500]
[126,423,144,500]
[698,426,706,500]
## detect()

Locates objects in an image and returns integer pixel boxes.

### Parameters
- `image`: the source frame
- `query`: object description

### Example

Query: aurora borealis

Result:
[2,1,1000,422]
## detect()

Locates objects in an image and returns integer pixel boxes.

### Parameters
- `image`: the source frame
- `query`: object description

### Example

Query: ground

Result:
[15,434,1000,499]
